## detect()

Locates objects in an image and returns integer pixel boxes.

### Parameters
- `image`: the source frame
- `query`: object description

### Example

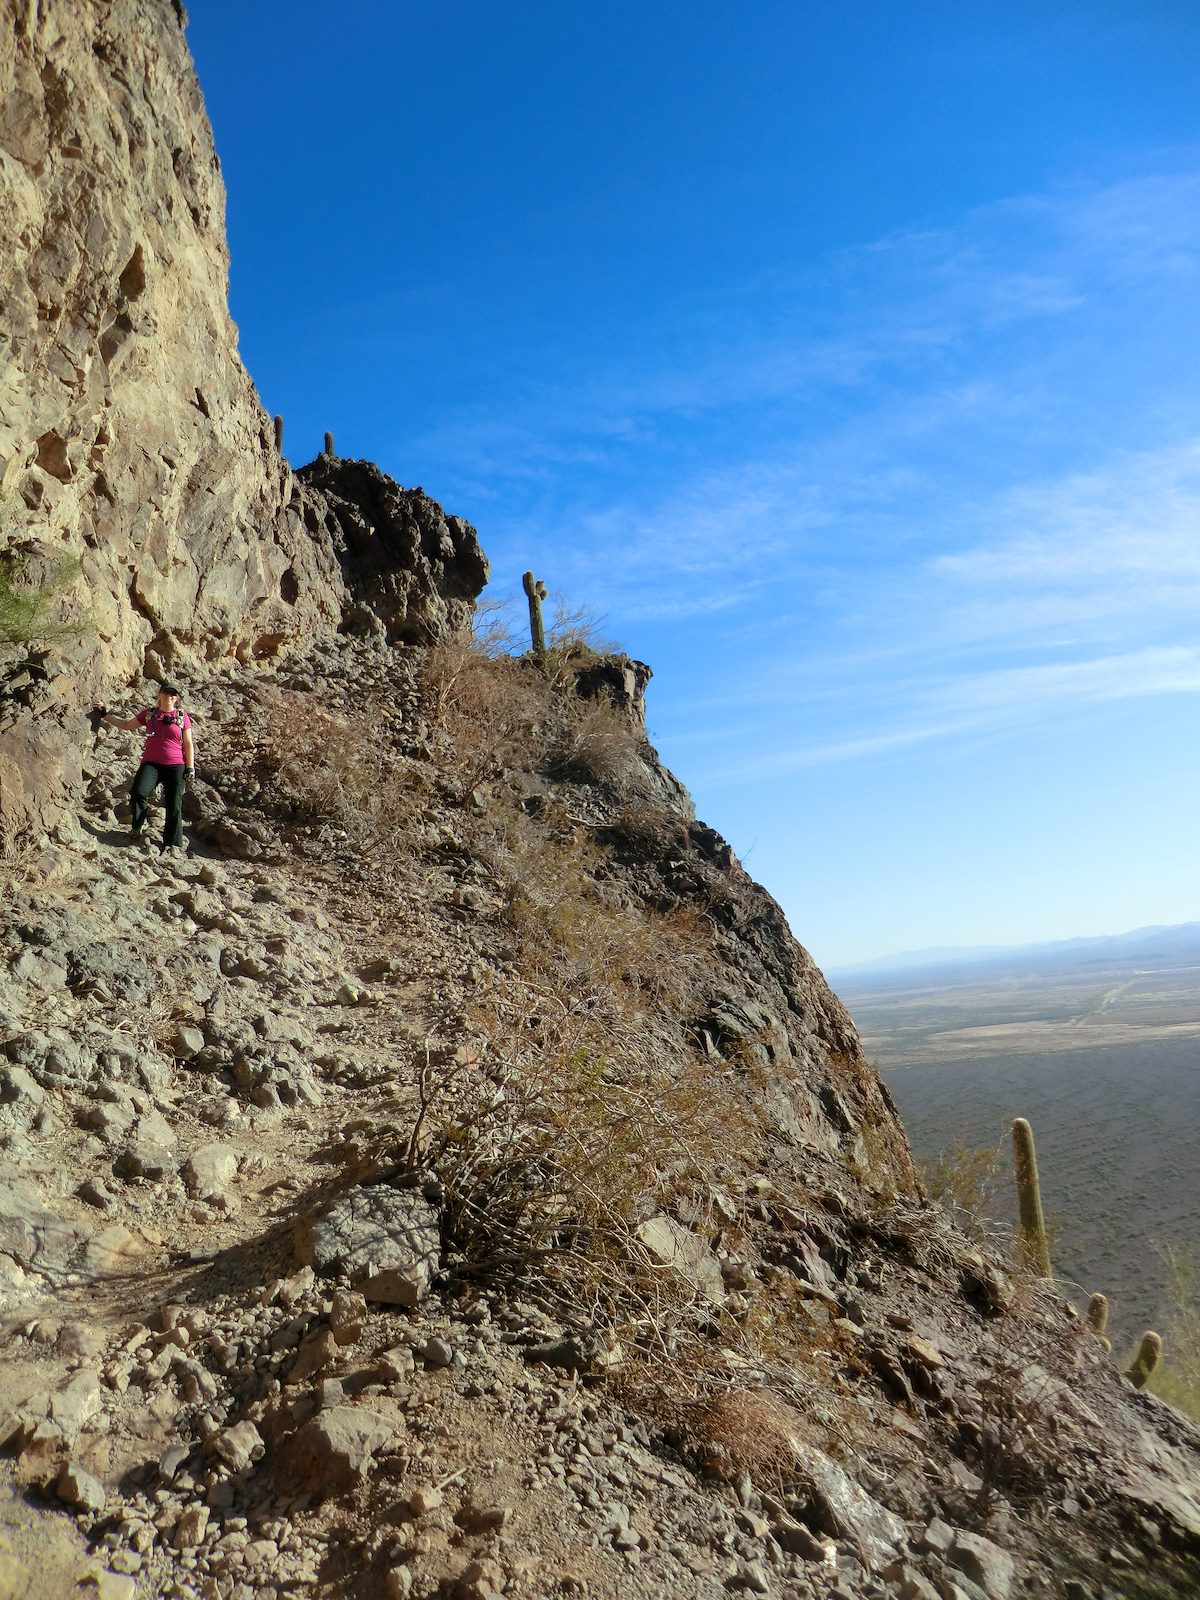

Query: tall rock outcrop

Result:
[0,0,340,673]
[0,0,487,842]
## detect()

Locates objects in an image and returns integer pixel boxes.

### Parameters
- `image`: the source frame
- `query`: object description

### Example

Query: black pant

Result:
[131,762,185,848]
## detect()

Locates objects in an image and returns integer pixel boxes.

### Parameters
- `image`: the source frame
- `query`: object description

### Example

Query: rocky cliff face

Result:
[0,0,488,844]
[0,0,341,673]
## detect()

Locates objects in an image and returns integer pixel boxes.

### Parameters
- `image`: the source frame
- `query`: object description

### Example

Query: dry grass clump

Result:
[1148,1246,1200,1422]
[250,686,427,873]
[544,695,643,790]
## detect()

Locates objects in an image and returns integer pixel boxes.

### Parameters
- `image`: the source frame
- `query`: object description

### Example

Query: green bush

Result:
[0,551,81,648]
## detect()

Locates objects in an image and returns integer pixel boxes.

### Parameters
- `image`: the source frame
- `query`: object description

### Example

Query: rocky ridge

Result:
[0,633,1195,1600]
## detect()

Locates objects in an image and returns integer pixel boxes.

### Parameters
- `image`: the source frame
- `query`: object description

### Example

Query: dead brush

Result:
[679,1388,808,1489]
[604,800,691,862]
[250,685,428,871]
[420,631,549,797]
[400,960,750,1350]
[544,694,643,790]
[611,1368,812,1493]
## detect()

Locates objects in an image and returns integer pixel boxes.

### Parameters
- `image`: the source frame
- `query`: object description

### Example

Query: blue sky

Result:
[190,1,1200,968]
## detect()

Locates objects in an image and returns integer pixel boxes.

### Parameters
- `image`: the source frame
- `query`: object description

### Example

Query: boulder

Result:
[182,1142,238,1203]
[284,1405,394,1495]
[56,1461,107,1513]
[297,1185,440,1308]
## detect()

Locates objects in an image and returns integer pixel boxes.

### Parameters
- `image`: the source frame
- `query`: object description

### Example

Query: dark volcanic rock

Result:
[296,456,489,643]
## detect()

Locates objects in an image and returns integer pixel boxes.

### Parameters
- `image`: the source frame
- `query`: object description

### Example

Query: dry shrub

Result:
[252,687,426,869]
[922,1140,1003,1239]
[680,1389,807,1486]
[545,695,642,789]
[401,817,748,1343]
[611,1372,813,1493]
[410,1009,740,1327]
[421,628,548,795]
[606,800,690,861]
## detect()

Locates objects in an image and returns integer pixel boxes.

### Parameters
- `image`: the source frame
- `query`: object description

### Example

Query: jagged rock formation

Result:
[296,457,488,647]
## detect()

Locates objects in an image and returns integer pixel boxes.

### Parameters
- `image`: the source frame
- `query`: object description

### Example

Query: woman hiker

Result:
[95,683,195,852]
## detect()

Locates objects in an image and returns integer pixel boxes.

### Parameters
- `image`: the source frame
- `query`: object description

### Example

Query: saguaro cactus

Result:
[1011,1117,1051,1277]
[1086,1292,1111,1351]
[522,570,548,658]
[1126,1330,1162,1389]
[273,415,284,452]
[324,431,335,457]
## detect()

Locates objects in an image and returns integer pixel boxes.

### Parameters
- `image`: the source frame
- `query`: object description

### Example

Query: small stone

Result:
[171,1504,211,1549]
[160,1444,190,1481]
[286,1328,338,1385]
[420,1336,454,1368]
[316,1378,344,1409]
[56,1460,107,1512]
[948,1530,1014,1600]
[377,1346,416,1382]
[408,1484,444,1515]
[286,1406,393,1495]
[210,1421,265,1473]
[387,1568,414,1599]
[329,1288,367,1345]
[922,1518,955,1559]
[79,1573,138,1600]
[907,1335,944,1369]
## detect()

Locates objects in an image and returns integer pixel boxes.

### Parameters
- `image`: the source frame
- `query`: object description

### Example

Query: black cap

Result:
[157,682,182,696]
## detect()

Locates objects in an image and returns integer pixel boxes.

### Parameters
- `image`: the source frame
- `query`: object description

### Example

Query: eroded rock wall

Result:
[0,0,349,677]
[0,1,491,844]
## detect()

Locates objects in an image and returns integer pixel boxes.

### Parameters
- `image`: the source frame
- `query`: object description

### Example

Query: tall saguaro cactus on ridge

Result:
[523,570,548,659]
[1011,1116,1051,1277]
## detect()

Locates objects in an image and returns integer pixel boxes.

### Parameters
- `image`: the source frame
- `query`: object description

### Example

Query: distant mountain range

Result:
[829,921,1200,984]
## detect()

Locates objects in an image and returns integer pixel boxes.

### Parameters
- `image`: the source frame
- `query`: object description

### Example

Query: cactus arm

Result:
[1011,1117,1051,1277]
[1086,1292,1111,1351]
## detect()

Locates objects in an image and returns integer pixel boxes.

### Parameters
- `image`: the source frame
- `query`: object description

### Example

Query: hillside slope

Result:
[0,629,1196,1600]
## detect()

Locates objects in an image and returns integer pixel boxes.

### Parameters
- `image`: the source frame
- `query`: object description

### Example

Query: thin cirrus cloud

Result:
[687,645,1200,784]
[457,163,1200,625]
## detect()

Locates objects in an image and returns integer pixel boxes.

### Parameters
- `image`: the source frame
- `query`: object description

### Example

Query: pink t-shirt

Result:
[136,707,191,766]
